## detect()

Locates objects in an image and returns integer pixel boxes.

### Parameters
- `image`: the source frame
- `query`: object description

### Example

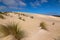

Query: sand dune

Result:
[0,12,60,40]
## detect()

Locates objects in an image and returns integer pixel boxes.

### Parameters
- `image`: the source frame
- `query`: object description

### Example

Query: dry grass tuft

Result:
[40,22,47,30]
[0,23,25,40]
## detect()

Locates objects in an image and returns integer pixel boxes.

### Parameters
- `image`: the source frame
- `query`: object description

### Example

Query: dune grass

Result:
[52,22,55,25]
[40,22,47,30]
[0,23,25,40]
[30,16,34,19]
[19,17,25,21]
[0,12,8,16]
[0,14,5,19]
[0,12,5,19]
[0,12,8,19]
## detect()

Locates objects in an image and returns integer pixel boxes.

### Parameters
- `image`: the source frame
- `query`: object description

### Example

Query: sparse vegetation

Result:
[22,19,25,21]
[0,12,8,16]
[52,22,55,25]
[0,14,5,19]
[22,14,25,16]
[19,17,25,21]
[0,23,25,40]
[0,12,8,19]
[30,16,34,19]
[19,17,22,20]
[20,13,28,17]
[15,13,20,17]
[40,22,47,30]
[15,13,19,14]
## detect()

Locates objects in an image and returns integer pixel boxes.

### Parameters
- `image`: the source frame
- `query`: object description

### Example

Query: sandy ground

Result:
[0,12,60,40]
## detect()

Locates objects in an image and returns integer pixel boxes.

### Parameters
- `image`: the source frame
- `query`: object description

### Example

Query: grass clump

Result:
[30,16,34,19]
[19,17,25,21]
[0,14,5,19]
[0,12,5,19]
[40,22,47,30]
[52,22,55,25]
[0,12,8,16]
[19,17,22,20]
[22,19,25,21]
[0,12,9,19]
[0,23,25,40]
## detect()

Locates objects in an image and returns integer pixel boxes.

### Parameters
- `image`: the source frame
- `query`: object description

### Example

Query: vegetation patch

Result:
[40,22,47,30]
[30,16,34,19]
[19,17,25,21]
[0,12,8,16]
[19,17,22,20]
[0,14,5,19]
[0,23,25,40]
[22,19,25,21]
[52,22,55,25]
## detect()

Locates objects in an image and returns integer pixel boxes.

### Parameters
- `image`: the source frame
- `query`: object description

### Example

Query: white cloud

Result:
[0,0,26,12]
[34,1,40,6]
[0,6,21,12]
[0,0,48,11]
[19,1,26,6]
[2,0,26,7]
[41,0,48,3]
[30,0,41,8]
[2,0,18,6]
[30,0,48,8]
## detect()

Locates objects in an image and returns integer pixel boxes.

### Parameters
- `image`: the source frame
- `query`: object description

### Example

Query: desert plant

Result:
[22,14,25,16]
[15,13,20,16]
[0,14,5,19]
[40,22,47,30]
[52,22,55,25]
[22,19,25,21]
[19,17,25,21]
[0,23,25,40]
[19,17,22,20]
[0,12,2,13]
[0,12,5,19]
[0,12,8,16]
[30,16,34,19]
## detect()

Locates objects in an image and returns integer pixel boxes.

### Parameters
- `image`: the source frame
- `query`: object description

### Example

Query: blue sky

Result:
[0,0,60,15]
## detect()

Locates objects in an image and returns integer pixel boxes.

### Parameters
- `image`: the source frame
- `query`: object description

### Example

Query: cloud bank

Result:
[0,0,48,12]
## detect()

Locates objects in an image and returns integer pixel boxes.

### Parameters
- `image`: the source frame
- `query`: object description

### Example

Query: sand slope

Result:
[0,12,60,40]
